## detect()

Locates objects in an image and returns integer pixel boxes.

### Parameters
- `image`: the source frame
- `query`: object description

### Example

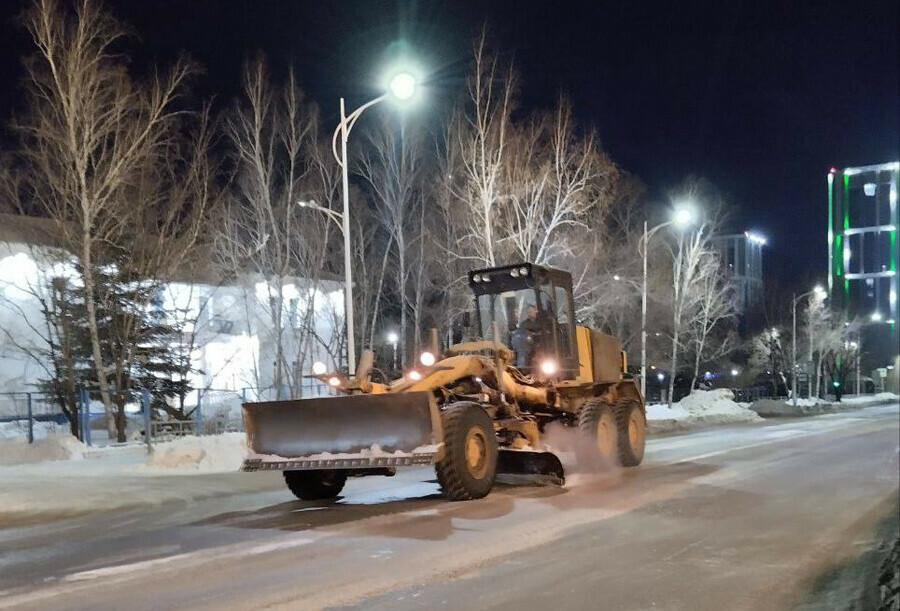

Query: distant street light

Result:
[386,331,399,371]
[638,203,697,398]
[309,71,419,375]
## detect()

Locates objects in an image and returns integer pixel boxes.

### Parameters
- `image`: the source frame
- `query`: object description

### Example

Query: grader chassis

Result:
[241,263,646,500]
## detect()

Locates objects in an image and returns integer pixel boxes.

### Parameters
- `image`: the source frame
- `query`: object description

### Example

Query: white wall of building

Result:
[0,240,343,411]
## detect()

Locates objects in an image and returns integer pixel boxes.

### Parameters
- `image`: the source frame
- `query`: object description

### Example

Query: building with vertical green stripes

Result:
[827,162,899,383]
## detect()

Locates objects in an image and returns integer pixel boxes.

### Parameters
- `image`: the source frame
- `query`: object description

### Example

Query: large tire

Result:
[283,470,347,500]
[614,399,645,467]
[577,399,619,464]
[435,402,498,500]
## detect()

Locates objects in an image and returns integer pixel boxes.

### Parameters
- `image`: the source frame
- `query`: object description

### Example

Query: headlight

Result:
[408,370,422,381]
[540,360,558,375]
[519,266,529,276]
[472,274,482,283]
[419,351,436,366]
[328,376,341,387]
[312,361,327,375]
[510,268,520,278]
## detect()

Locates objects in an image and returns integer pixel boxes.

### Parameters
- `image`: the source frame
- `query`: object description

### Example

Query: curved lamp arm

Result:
[331,94,388,167]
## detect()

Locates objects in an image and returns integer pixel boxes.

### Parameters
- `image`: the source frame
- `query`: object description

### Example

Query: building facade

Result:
[713,231,766,313]
[0,216,343,421]
[827,161,899,375]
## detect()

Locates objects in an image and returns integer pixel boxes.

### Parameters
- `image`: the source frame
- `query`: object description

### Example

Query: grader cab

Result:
[241,263,646,501]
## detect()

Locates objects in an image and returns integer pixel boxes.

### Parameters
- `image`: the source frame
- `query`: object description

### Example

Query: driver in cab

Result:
[512,303,550,369]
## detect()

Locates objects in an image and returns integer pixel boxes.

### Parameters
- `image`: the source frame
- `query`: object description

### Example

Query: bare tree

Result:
[685,252,738,390]
[219,57,334,398]
[748,327,787,396]
[805,301,855,398]
[505,98,617,266]
[451,31,516,266]
[357,112,425,367]
[17,0,208,439]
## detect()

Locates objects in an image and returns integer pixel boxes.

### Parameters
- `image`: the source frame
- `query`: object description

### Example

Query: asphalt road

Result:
[1,404,897,610]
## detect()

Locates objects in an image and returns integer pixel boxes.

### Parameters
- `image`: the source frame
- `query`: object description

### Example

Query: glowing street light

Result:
[388,72,417,100]
[323,66,421,375]
[744,231,767,246]
[672,205,695,228]
[386,331,399,371]
[638,202,699,397]
[871,311,883,322]
[312,361,328,376]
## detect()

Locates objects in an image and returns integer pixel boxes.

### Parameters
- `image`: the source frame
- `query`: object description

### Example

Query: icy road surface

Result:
[1,403,897,610]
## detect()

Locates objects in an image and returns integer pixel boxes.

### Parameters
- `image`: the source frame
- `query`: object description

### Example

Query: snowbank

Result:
[141,432,247,473]
[0,432,86,466]
[647,389,762,433]
[840,392,899,405]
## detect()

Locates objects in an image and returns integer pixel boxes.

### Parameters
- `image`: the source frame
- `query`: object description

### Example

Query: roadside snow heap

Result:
[646,389,762,432]
[0,431,86,466]
[142,432,247,473]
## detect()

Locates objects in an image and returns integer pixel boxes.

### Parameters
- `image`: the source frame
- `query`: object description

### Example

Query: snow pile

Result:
[0,432,86,465]
[840,392,899,405]
[141,432,247,472]
[784,397,827,407]
[647,389,762,432]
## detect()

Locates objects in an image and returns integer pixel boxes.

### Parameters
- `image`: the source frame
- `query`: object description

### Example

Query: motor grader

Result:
[241,263,646,501]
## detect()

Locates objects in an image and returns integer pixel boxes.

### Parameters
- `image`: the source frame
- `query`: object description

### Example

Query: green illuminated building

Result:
[827,161,899,377]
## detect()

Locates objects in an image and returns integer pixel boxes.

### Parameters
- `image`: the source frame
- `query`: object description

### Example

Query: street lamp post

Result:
[302,72,416,376]
[638,206,695,398]
[386,331,399,373]
[791,286,824,407]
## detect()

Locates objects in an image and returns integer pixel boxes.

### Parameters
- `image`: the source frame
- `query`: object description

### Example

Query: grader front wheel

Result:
[283,470,347,500]
[435,402,498,500]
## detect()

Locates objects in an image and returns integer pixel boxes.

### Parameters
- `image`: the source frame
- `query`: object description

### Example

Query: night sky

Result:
[0,0,897,286]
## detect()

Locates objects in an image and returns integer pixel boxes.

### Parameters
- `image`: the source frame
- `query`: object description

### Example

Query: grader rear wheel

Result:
[577,399,619,464]
[435,402,498,500]
[615,400,646,467]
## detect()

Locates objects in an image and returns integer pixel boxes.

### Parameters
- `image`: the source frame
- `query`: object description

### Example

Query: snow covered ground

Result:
[646,389,762,433]
[782,392,898,407]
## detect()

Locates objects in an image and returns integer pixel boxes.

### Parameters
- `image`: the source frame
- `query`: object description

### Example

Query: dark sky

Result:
[1,0,897,285]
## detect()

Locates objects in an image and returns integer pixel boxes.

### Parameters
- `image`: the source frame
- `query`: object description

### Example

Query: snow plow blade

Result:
[240,391,443,472]
[497,449,565,485]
